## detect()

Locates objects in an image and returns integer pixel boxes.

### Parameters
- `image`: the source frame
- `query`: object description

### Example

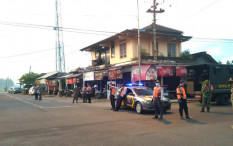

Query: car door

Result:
[126,88,135,108]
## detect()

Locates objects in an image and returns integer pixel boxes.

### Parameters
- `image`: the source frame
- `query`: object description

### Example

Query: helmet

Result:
[180,80,185,84]
[155,80,160,83]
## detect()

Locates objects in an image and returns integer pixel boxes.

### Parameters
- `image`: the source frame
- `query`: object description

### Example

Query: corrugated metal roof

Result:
[37,71,58,79]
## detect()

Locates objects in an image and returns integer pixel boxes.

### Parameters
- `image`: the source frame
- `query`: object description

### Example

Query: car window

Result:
[133,88,153,95]
[126,88,133,95]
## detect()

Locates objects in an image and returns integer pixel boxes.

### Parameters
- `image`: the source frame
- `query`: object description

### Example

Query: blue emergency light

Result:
[126,83,144,86]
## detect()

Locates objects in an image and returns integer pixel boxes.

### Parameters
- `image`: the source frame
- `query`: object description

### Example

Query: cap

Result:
[155,80,160,83]
[228,78,233,82]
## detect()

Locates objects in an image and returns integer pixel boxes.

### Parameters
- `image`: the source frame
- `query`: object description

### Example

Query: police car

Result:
[121,84,171,114]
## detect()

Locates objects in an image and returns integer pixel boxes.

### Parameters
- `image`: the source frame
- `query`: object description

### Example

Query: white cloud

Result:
[222,56,233,64]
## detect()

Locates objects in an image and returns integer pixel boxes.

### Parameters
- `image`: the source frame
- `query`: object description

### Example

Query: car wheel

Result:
[136,102,143,114]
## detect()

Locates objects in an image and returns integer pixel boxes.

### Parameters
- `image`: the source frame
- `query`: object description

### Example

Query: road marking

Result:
[4,94,44,109]
[43,106,79,109]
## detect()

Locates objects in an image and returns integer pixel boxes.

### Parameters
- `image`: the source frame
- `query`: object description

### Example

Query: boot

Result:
[201,108,205,112]
[207,107,210,112]
[180,116,185,120]
[186,115,191,119]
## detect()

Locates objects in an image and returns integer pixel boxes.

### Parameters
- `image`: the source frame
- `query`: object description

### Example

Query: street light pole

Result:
[137,0,141,84]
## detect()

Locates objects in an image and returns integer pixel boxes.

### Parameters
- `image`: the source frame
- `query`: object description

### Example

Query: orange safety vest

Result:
[176,86,186,99]
[153,86,161,98]
[110,87,115,95]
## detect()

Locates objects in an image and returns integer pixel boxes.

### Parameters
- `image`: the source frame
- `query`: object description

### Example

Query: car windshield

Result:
[133,88,153,96]
[14,87,20,90]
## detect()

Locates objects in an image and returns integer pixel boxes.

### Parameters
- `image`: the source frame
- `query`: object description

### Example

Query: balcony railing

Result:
[92,59,110,66]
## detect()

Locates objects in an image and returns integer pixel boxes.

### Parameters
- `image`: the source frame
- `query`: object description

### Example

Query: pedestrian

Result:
[81,84,87,103]
[73,85,80,103]
[176,80,191,119]
[201,80,212,112]
[38,85,42,100]
[115,84,126,111]
[153,80,163,119]
[86,84,92,103]
[34,85,38,100]
[228,78,233,109]
[108,83,115,110]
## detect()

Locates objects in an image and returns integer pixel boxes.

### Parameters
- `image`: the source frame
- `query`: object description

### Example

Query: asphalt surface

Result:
[0,92,233,146]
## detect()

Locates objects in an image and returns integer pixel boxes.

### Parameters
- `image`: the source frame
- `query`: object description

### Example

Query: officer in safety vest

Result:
[228,78,233,109]
[153,80,163,119]
[176,80,191,119]
[115,84,127,111]
[109,83,116,110]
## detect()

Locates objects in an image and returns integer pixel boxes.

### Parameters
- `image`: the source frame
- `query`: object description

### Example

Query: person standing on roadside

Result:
[201,80,212,112]
[176,80,191,120]
[81,84,87,103]
[38,85,42,100]
[115,84,127,111]
[73,85,80,103]
[86,84,92,103]
[34,85,38,100]
[109,83,115,110]
[228,78,233,109]
[153,80,163,119]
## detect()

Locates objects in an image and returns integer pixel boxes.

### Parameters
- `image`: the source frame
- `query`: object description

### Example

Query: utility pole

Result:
[137,0,142,84]
[54,0,66,72]
[147,0,164,61]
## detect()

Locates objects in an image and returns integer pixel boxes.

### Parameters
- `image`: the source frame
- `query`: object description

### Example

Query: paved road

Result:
[0,92,232,146]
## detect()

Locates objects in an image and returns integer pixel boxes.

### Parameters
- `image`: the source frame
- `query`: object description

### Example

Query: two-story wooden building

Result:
[79,24,192,98]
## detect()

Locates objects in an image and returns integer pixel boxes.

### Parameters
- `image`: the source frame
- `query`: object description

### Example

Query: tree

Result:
[19,72,41,85]
[218,60,222,64]
[180,49,192,61]
[226,60,233,65]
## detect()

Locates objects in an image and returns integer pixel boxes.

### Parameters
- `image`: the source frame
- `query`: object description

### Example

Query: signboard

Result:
[108,69,122,80]
[116,69,123,79]
[94,71,103,80]
[66,78,73,84]
[102,70,108,77]
[72,78,77,84]
[176,66,187,76]
[157,66,173,77]
[131,65,157,82]
[83,72,94,81]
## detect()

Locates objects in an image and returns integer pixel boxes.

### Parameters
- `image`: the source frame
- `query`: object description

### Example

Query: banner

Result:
[83,72,94,81]
[72,78,77,83]
[157,66,173,77]
[66,78,73,84]
[176,66,187,76]
[95,71,103,80]
[131,65,157,82]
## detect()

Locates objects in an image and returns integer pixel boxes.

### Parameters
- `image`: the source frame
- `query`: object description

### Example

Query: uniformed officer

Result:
[228,78,233,109]
[153,80,163,119]
[81,84,87,103]
[38,85,42,100]
[86,84,92,103]
[115,84,126,111]
[176,80,191,119]
[73,85,80,103]
[201,80,212,112]
[109,83,116,110]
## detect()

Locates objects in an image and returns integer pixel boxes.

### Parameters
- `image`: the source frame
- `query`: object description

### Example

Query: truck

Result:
[186,64,233,105]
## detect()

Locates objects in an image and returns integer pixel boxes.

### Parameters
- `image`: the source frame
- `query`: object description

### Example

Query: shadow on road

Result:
[208,111,233,115]
[155,119,172,125]
[185,119,207,125]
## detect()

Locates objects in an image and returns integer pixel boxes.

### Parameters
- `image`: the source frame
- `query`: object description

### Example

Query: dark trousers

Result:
[154,98,163,118]
[39,94,42,100]
[179,99,189,117]
[34,93,38,100]
[73,96,78,103]
[87,94,91,103]
[82,94,87,103]
[116,95,124,110]
[110,95,115,109]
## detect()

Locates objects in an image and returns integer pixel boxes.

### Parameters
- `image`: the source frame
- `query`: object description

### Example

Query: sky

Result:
[0,0,233,84]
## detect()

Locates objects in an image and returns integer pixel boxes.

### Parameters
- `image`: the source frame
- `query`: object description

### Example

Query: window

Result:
[167,44,176,57]
[111,41,115,58]
[95,51,100,60]
[120,43,127,58]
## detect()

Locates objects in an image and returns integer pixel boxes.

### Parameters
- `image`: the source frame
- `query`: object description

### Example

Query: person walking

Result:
[86,84,92,103]
[176,80,191,119]
[73,85,80,103]
[153,80,163,119]
[34,85,38,100]
[228,78,233,109]
[81,84,87,103]
[201,80,212,112]
[115,84,127,111]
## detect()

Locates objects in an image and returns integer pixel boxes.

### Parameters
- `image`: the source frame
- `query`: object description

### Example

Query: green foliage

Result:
[226,60,233,65]
[180,50,192,61]
[218,60,222,64]
[19,72,41,85]
[140,49,150,57]
[0,78,14,90]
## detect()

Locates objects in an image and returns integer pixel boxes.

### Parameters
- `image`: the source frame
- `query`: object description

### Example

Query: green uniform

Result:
[201,81,211,109]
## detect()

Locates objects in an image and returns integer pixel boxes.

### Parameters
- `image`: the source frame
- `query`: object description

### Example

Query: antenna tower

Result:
[54,0,65,72]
